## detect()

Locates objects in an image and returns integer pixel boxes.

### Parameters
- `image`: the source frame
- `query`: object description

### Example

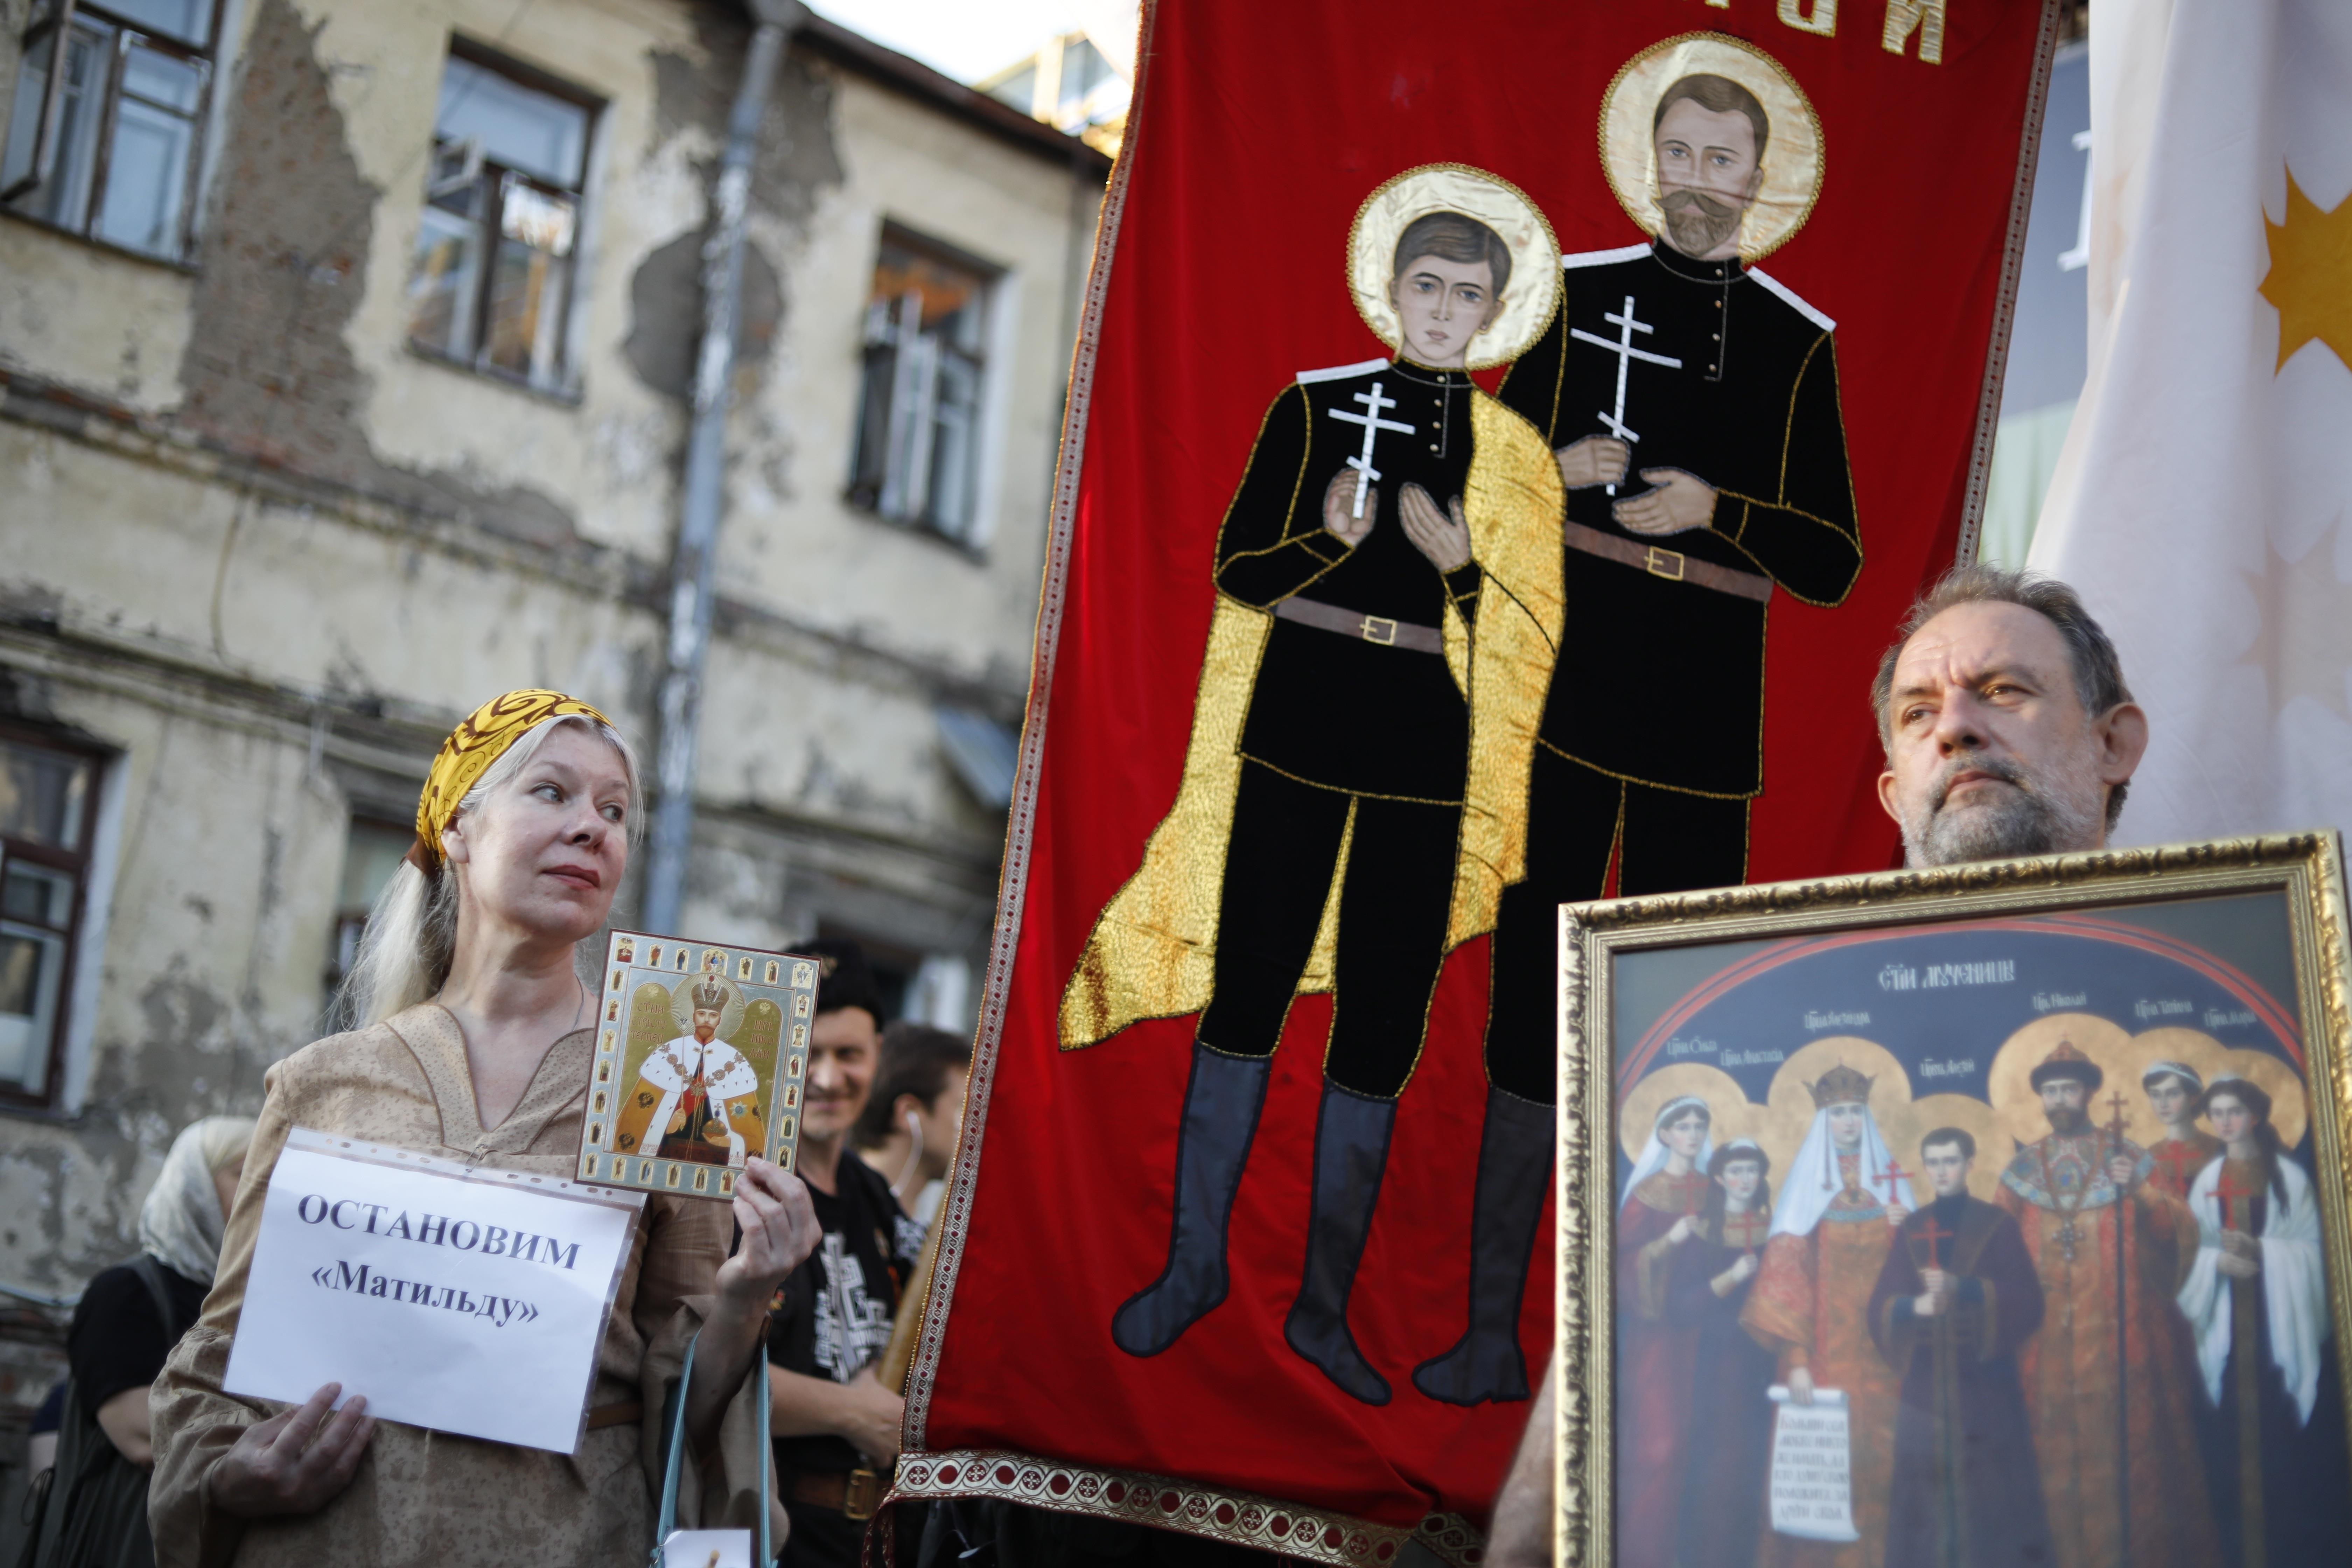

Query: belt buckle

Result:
[1359,615,1398,645]
[1644,546,1686,582]
[844,1466,883,1522]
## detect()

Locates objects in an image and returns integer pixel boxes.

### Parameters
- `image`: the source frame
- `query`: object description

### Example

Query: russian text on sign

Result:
[224,1129,641,1453]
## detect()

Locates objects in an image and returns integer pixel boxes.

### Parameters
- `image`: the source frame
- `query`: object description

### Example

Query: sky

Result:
[807,1,1093,85]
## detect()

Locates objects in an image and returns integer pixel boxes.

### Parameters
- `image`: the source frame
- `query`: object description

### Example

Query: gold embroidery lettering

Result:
[1779,0,1837,35]
[1882,0,1945,63]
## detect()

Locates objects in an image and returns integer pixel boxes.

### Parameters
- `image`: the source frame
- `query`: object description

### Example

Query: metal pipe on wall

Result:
[643,0,807,936]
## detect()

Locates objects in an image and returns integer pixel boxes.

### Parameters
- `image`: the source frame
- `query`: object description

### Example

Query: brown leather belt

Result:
[584,1401,642,1430]
[789,1466,885,1522]
[1562,519,1771,603]
[1274,596,1446,654]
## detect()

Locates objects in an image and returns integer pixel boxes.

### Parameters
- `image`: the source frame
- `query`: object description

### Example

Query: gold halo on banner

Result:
[1347,163,1560,371]
[1598,32,1824,264]
[1760,1037,1913,1196]
[1880,1094,2013,1204]
[1619,1063,1764,1164]
[1988,1013,2135,1147]
[669,972,746,1040]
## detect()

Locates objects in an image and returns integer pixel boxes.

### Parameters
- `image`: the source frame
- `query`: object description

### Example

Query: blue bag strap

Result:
[651,1331,697,1566]
[650,1326,776,1568]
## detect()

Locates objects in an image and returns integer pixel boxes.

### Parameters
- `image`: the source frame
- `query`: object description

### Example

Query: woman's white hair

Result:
[338,714,641,1029]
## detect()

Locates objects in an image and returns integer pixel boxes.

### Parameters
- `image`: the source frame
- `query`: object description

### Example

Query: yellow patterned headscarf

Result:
[407,690,613,871]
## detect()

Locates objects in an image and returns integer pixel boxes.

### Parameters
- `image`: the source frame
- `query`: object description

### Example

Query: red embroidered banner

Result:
[904,0,2063,1546]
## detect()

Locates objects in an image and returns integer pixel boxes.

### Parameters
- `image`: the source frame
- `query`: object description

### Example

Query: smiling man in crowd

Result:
[765,939,926,1568]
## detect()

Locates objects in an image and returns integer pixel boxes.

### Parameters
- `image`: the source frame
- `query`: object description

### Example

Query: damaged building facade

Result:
[0,0,1104,1367]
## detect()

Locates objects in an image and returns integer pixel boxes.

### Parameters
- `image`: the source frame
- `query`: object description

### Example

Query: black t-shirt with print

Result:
[768,1152,925,1479]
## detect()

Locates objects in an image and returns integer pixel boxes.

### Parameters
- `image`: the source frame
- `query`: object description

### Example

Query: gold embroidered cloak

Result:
[1058,390,1564,1049]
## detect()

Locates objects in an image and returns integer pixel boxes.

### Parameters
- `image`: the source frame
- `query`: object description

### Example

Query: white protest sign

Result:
[224,1129,643,1454]
[662,1530,752,1568]
[1765,1385,1860,1542]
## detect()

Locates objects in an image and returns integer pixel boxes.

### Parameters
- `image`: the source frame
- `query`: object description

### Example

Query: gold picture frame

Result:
[575,929,819,1201]
[1554,832,2352,1568]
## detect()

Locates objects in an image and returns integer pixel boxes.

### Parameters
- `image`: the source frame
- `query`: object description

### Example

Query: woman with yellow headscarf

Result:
[149,692,821,1567]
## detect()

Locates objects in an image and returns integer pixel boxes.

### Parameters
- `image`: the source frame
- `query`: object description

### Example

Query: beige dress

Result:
[149,1005,784,1568]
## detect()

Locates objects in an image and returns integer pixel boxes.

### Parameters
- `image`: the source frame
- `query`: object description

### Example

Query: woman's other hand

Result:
[206,1383,373,1517]
[716,1157,821,1309]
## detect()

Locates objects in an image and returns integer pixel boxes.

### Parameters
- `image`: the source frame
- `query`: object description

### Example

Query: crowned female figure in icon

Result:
[1741,1063,1908,1568]
[616,974,766,1167]
[1616,1095,1717,1567]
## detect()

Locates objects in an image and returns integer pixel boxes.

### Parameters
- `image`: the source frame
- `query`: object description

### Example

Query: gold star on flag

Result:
[2260,172,2352,373]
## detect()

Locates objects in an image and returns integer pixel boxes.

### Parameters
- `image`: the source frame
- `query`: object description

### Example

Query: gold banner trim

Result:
[887,1450,1487,1568]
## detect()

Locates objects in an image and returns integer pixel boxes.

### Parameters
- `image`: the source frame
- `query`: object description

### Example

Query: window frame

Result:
[402,36,602,397]
[847,223,1004,552]
[0,722,107,1115]
[319,812,415,1032]
[1,0,220,266]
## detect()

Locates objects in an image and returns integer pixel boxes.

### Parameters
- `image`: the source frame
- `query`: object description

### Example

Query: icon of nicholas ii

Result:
[1057,165,1565,1405]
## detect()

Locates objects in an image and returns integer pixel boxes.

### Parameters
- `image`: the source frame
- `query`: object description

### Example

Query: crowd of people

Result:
[9,564,2332,1568]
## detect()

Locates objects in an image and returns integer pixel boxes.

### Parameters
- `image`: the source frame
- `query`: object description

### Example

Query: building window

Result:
[321,816,414,1030]
[849,230,997,546]
[405,46,595,392]
[0,732,100,1107]
[1,0,220,262]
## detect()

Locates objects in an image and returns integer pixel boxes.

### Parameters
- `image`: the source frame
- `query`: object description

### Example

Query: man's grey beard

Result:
[1899,749,2106,867]
[2045,1105,2086,1134]
[1660,188,1742,256]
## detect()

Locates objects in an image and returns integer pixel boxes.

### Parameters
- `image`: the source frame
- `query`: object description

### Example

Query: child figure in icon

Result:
[1058,164,1566,1406]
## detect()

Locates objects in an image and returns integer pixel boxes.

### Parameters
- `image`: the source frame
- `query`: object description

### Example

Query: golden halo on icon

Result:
[1618,1063,1765,1164]
[1346,162,1560,370]
[1598,31,1823,263]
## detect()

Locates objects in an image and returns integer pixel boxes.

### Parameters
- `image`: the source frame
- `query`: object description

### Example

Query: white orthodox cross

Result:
[1569,295,1684,495]
[1326,382,1415,518]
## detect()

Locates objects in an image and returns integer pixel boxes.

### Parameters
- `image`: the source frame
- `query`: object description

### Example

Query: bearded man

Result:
[1485,567,2163,1568]
[1876,568,2212,1568]
[1871,566,2146,865]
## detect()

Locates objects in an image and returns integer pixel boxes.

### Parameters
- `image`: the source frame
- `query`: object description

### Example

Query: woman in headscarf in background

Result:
[21,1116,254,1568]
[148,691,821,1568]
[1615,1094,1714,1568]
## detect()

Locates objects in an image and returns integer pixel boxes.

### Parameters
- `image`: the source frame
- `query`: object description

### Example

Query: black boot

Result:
[1111,1043,1273,1357]
[1284,1080,1398,1405]
[1412,1086,1552,1405]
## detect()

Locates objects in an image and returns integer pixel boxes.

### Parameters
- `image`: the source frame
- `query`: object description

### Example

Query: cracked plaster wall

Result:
[0,0,1095,1298]
[0,0,1091,1307]
[0,677,345,1294]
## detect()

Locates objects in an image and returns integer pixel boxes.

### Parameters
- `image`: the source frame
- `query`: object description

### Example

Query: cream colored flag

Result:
[2029,0,2352,844]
